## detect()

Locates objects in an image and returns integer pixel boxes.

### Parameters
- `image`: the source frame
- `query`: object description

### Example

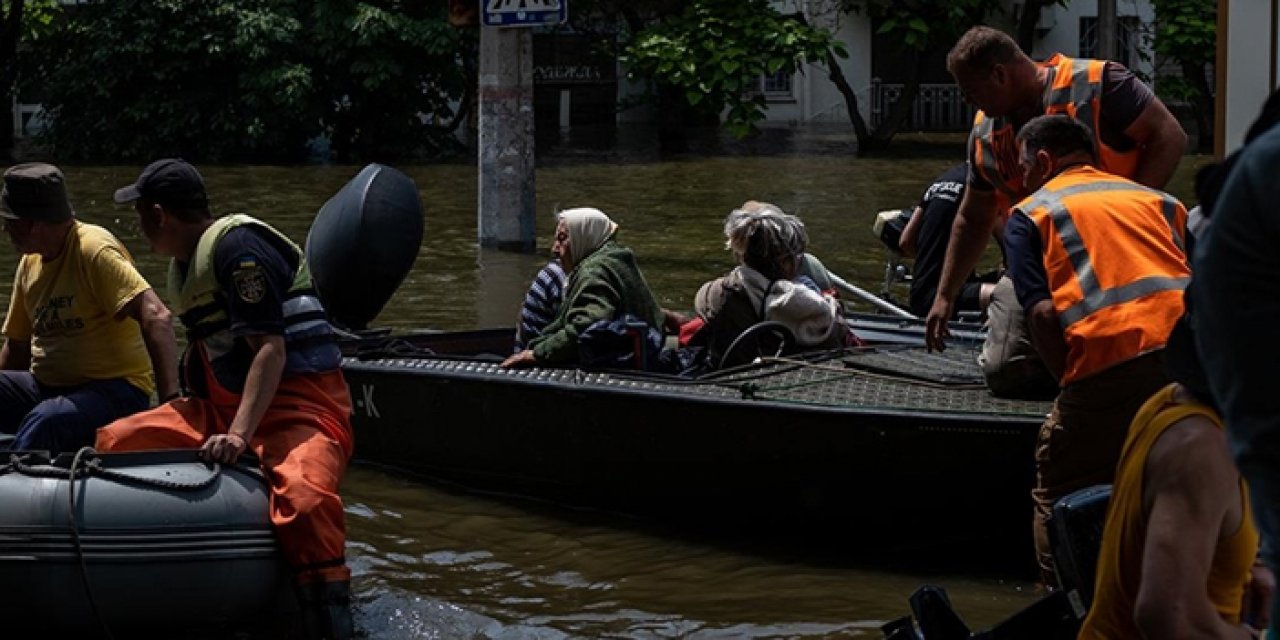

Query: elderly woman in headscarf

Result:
[502,207,664,368]
[694,201,850,368]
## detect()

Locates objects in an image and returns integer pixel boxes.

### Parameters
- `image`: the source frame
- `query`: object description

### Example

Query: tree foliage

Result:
[0,0,60,154]
[25,0,470,162]
[1150,0,1215,151]
[623,0,844,138]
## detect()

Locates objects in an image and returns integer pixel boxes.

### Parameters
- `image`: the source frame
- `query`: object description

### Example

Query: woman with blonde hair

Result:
[694,201,850,368]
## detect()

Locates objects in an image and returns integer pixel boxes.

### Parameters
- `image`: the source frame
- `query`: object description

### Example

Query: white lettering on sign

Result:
[487,0,561,12]
[533,65,603,83]
[361,384,380,419]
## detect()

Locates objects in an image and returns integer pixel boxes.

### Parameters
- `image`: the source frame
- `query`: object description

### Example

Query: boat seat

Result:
[1048,484,1112,616]
[717,320,795,369]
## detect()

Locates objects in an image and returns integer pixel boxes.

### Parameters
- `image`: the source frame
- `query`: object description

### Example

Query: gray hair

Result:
[723,201,808,278]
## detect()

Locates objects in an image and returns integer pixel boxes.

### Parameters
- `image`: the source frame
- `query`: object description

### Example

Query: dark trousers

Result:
[1031,350,1170,583]
[0,371,149,454]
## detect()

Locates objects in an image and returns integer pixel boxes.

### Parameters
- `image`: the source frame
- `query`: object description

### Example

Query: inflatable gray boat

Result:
[0,438,282,637]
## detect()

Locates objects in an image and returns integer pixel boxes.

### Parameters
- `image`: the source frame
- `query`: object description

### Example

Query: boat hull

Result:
[341,328,1050,547]
[0,449,283,636]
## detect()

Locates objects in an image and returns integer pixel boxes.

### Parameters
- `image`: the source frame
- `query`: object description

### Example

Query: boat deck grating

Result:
[344,344,1053,420]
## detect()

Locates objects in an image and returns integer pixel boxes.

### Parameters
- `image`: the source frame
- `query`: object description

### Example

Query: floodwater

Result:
[0,125,1209,638]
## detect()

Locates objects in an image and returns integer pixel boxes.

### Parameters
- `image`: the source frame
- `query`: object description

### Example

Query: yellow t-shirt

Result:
[2,221,155,394]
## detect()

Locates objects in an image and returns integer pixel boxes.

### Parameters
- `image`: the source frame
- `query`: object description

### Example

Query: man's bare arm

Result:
[925,186,999,350]
[119,288,180,400]
[1026,299,1066,381]
[899,206,924,258]
[0,338,30,371]
[201,333,286,464]
[1125,98,1188,190]
[1134,418,1253,639]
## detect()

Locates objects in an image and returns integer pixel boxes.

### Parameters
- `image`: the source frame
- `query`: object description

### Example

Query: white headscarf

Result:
[559,207,618,268]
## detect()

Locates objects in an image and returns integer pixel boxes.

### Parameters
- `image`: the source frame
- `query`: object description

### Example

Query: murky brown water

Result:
[0,125,1210,638]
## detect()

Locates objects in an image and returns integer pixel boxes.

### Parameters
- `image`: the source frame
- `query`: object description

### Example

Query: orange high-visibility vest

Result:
[1013,165,1189,386]
[972,54,1142,213]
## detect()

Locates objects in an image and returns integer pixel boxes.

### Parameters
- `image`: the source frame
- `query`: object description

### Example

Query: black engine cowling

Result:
[305,164,424,330]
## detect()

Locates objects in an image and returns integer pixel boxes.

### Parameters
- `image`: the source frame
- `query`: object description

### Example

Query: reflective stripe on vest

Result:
[168,215,340,389]
[971,54,1140,203]
[1015,168,1188,384]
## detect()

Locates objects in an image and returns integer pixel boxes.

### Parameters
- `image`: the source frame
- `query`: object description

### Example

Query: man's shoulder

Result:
[73,222,136,267]
[1240,125,1280,169]
[214,224,293,261]
[74,221,127,251]
[1145,412,1231,484]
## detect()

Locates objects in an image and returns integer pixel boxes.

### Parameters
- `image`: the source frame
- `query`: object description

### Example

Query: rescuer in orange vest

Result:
[1003,115,1190,583]
[925,26,1187,352]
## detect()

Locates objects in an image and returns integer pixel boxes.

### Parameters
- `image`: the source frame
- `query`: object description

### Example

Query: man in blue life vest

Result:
[96,159,355,640]
[925,25,1186,352]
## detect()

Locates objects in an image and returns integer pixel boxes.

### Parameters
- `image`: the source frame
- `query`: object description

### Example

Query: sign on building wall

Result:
[533,34,615,86]
[483,0,567,27]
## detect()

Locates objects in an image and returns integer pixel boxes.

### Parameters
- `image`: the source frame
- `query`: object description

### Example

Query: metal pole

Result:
[1097,0,1117,60]
[478,26,537,252]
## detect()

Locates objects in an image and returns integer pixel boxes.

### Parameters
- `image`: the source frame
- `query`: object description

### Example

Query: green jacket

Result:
[529,240,663,364]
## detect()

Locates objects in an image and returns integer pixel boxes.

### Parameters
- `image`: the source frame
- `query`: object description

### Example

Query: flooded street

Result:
[0,125,1210,637]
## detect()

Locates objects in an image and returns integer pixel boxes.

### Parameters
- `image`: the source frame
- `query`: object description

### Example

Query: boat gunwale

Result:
[341,353,1050,425]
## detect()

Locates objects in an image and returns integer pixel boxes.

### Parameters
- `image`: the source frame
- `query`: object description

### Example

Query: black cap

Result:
[0,163,74,223]
[114,158,208,209]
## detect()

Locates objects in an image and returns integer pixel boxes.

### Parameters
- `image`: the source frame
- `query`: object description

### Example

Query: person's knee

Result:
[979,282,996,310]
[14,396,88,452]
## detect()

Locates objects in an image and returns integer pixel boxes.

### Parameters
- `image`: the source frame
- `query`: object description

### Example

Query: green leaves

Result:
[26,0,468,162]
[1152,0,1215,64]
[625,0,837,137]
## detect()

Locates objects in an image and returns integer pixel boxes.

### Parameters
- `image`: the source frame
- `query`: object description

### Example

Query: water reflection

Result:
[344,466,1035,638]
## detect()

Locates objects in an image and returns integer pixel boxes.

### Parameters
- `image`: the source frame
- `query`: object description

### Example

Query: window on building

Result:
[759,70,794,101]
[1079,16,1143,69]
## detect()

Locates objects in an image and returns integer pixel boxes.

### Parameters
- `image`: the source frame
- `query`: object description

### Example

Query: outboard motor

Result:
[306,163,424,330]
[885,485,1112,639]
[872,208,913,304]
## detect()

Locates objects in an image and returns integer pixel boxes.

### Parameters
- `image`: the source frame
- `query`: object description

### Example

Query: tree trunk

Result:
[1183,60,1214,153]
[824,50,871,145]
[826,47,930,156]
[0,0,25,157]
[1015,0,1046,55]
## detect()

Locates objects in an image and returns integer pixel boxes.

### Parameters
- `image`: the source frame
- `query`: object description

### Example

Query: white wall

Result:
[1034,0,1156,79]
[1220,0,1280,155]
[761,2,872,124]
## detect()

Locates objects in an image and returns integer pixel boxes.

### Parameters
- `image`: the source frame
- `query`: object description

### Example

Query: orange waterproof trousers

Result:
[96,368,354,585]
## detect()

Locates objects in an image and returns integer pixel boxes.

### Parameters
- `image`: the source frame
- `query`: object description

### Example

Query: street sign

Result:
[483,0,567,27]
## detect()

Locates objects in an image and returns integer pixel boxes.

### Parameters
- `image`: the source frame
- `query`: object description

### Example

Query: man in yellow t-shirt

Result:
[0,163,178,453]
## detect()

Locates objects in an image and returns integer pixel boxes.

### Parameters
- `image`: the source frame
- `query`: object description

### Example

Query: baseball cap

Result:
[0,162,74,223]
[113,158,209,209]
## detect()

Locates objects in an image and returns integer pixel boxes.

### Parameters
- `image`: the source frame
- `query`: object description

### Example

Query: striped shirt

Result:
[515,260,567,351]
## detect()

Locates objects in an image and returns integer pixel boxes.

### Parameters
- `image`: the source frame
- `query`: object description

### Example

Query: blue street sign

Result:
[483,0,567,27]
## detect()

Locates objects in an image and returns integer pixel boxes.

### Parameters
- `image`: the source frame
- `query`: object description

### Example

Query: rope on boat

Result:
[0,448,230,640]
[354,338,435,360]
[68,446,115,640]
[4,451,223,491]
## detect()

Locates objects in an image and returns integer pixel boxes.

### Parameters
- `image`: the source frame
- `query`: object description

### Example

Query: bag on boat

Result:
[578,315,664,370]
